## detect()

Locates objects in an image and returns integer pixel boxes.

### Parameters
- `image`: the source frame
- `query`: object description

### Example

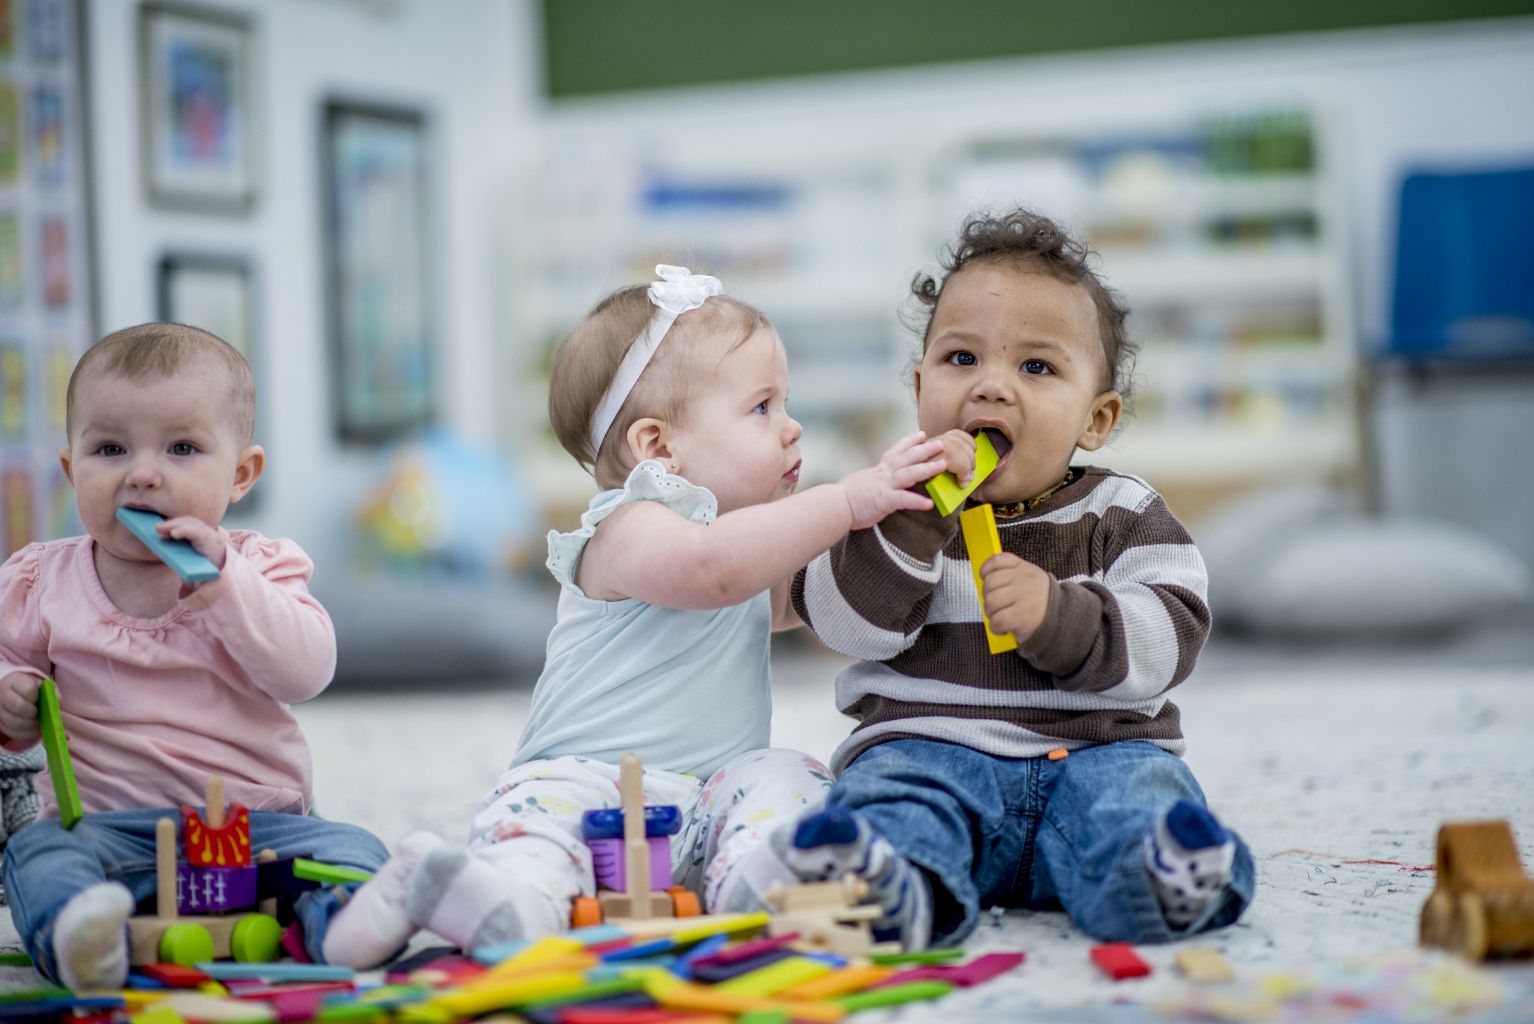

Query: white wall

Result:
[538,17,1534,353]
[85,0,538,564]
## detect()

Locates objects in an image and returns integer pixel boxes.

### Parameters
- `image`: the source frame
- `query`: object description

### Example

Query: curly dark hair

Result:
[911,208,1136,397]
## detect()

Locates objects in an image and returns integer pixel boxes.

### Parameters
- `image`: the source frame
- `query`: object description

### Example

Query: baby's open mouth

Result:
[976,427,1014,460]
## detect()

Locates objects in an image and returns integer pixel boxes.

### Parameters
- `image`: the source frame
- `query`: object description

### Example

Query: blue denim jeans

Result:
[828,739,1255,946]
[3,809,388,982]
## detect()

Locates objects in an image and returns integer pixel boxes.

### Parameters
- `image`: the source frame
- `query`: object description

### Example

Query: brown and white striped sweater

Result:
[791,466,1210,774]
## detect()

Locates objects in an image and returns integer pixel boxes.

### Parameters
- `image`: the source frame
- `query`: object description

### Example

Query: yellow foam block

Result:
[924,431,1001,517]
[484,951,594,981]
[645,977,845,1022]
[431,970,588,1016]
[488,935,585,975]
[958,503,1018,654]
[664,911,772,945]
[1175,947,1235,982]
[716,955,833,997]
[779,963,894,1000]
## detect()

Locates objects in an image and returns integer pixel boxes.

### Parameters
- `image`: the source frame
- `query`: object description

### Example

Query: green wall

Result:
[541,0,1534,98]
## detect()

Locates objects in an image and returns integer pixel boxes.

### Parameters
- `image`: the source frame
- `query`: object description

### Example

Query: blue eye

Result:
[1022,360,1052,375]
[753,400,769,415]
[947,351,977,366]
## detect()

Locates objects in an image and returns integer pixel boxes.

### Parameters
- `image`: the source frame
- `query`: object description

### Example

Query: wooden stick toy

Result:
[572,751,701,926]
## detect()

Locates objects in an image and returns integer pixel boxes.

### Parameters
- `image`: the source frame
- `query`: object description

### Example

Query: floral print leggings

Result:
[465,748,831,925]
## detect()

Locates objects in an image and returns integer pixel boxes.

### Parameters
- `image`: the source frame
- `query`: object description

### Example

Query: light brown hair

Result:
[548,286,769,489]
[66,322,257,444]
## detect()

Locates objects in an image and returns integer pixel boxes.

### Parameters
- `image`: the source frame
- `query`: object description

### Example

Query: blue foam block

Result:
[115,507,221,583]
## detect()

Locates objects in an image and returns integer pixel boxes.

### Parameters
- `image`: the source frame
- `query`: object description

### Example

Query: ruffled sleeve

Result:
[546,460,717,595]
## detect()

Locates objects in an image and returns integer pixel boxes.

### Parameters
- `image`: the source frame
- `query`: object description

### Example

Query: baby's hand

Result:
[0,672,42,743]
[157,516,228,574]
[978,553,1052,643]
[932,429,978,487]
[839,431,947,530]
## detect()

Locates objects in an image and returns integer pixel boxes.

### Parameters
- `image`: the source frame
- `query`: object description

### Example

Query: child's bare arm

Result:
[788,435,976,659]
[770,578,802,631]
[583,434,945,609]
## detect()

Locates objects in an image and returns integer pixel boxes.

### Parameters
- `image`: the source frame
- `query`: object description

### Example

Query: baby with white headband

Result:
[323,266,950,965]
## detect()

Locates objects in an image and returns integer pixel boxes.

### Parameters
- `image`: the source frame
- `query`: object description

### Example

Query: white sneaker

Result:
[321,831,443,968]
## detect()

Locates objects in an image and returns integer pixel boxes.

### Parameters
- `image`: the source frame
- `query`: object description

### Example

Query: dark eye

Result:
[1022,359,1052,375]
[97,443,124,457]
[947,351,977,367]
[170,442,198,456]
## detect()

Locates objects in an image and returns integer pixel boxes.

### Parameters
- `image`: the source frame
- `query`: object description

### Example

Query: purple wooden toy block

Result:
[177,862,258,914]
[588,835,671,891]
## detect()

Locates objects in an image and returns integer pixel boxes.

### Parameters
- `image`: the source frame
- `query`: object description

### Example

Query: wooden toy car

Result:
[763,875,900,958]
[127,777,371,967]
[1420,819,1534,959]
[570,752,701,927]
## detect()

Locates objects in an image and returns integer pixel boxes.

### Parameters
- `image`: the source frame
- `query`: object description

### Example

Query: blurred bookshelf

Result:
[932,107,1356,519]
[507,105,1355,528]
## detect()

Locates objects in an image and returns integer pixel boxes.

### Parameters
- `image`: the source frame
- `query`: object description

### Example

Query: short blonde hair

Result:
[66,322,256,444]
[549,285,769,489]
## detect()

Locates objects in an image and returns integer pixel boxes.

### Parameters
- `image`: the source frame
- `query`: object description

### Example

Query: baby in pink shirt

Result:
[0,323,386,990]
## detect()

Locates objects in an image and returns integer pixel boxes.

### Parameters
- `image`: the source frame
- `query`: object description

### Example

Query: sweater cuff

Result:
[1017,579,1102,677]
[876,506,959,566]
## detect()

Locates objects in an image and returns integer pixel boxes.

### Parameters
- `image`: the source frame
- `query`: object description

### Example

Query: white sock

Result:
[1144,799,1235,929]
[321,831,444,969]
[54,882,133,992]
[407,846,564,951]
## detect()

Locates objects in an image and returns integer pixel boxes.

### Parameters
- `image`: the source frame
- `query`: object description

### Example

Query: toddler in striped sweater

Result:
[784,208,1255,949]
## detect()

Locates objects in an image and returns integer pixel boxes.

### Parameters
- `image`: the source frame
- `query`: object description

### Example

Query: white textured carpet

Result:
[4,644,1533,1021]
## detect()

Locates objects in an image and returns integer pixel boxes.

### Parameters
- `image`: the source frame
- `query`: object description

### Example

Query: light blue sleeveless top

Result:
[512,460,771,780]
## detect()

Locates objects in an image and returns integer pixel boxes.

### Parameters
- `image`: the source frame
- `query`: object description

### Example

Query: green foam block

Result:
[292,858,373,885]
[38,678,82,829]
[923,431,1001,517]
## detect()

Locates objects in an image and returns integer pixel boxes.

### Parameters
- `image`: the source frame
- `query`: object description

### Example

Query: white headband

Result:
[587,264,722,457]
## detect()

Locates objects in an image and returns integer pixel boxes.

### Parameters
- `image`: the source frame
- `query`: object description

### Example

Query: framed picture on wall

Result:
[321,98,434,443]
[156,251,255,360]
[157,251,259,511]
[139,2,256,212]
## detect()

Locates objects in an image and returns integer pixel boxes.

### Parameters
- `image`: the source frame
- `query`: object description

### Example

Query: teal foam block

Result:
[114,507,221,583]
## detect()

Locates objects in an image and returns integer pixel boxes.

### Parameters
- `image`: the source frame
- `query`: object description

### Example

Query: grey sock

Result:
[407,846,549,950]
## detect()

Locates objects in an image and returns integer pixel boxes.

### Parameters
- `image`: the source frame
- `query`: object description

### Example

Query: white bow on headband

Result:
[587,265,722,457]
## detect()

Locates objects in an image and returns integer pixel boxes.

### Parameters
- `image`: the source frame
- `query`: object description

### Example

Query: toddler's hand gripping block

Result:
[924,432,1001,517]
[958,503,1018,655]
[115,507,221,583]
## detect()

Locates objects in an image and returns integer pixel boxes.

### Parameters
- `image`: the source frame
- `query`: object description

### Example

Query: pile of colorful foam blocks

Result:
[0,912,1030,1023]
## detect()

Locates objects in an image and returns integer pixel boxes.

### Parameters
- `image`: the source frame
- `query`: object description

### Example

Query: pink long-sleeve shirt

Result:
[0,531,336,816]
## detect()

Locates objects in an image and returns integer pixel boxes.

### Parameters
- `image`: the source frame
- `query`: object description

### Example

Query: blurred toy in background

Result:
[352,428,538,578]
[1420,819,1534,960]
